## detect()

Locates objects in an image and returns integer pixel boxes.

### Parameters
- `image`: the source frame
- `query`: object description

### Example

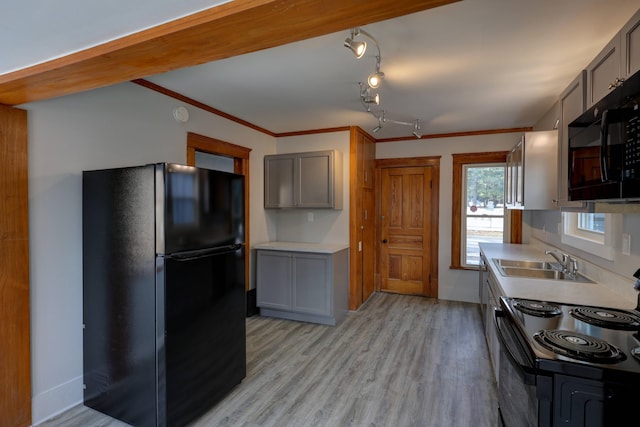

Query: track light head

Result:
[367,71,385,88]
[344,38,367,58]
[412,120,422,139]
[362,93,380,105]
[372,113,384,133]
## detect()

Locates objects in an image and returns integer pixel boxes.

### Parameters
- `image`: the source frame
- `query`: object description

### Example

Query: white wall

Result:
[270,132,351,244]
[375,133,520,303]
[23,82,276,424]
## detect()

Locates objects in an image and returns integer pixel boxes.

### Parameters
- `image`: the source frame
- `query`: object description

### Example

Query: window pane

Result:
[463,165,505,266]
[465,217,504,265]
[466,166,505,209]
[578,213,605,234]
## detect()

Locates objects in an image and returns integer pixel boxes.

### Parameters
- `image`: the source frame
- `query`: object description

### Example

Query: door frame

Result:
[375,157,440,298]
[186,132,252,291]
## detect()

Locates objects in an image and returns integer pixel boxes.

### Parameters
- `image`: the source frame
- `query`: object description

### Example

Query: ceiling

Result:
[5,0,640,139]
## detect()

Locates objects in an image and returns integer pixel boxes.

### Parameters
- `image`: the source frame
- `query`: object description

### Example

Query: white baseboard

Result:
[32,375,83,426]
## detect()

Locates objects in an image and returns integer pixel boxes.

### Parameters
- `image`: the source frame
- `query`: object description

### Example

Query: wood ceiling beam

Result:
[0,0,458,106]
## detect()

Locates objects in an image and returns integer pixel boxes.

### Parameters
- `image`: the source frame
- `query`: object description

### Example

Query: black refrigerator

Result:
[82,163,246,427]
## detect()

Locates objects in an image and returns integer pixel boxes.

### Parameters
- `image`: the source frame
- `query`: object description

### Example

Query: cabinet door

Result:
[586,36,621,108]
[557,72,586,208]
[514,139,524,207]
[297,151,333,208]
[505,149,514,207]
[256,251,292,310]
[264,156,295,208]
[292,253,331,316]
[622,8,640,78]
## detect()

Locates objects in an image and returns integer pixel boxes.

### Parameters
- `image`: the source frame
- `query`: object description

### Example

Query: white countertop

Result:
[254,241,350,254]
[480,243,636,310]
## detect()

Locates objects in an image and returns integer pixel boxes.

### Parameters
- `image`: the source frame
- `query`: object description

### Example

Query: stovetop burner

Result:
[570,307,640,330]
[534,329,626,363]
[513,299,562,317]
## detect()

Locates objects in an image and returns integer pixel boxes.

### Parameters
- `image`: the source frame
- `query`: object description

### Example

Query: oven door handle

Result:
[493,308,537,386]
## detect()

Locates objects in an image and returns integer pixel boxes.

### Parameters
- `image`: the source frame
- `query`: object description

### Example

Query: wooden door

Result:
[0,105,31,427]
[380,166,433,296]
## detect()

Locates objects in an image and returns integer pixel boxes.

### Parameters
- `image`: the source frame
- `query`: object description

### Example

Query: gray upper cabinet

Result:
[505,130,558,210]
[622,8,640,78]
[556,71,587,208]
[264,156,295,208]
[264,149,343,209]
[586,37,621,108]
[586,9,640,108]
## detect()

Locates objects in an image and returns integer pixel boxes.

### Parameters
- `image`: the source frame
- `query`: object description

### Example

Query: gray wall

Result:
[23,82,276,423]
[375,133,519,303]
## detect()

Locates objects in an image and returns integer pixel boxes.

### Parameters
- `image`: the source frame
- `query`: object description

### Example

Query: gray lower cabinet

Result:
[256,247,349,326]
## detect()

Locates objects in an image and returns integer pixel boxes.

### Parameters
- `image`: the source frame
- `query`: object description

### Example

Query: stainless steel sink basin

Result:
[494,258,560,270]
[498,266,594,283]
[492,258,594,283]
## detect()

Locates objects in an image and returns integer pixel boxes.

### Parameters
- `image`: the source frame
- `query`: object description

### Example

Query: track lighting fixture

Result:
[344,32,367,58]
[372,112,384,133]
[359,83,380,105]
[362,93,380,105]
[367,71,385,89]
[367,53,384,89]
[412,120,422,139]
[344,28,424,139]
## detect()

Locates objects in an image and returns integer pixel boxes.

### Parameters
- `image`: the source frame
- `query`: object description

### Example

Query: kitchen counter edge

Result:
[479,243,636,310]
[254,241,349,254]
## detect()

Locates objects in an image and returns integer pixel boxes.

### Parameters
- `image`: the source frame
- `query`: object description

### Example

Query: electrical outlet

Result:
[307,212,314,222]
[622,233,631,256]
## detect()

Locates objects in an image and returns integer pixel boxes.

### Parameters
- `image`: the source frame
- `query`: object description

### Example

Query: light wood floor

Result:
[38,293,499,427]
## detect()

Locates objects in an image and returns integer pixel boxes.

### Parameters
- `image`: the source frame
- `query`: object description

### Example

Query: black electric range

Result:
[496,297,640,427]
[501,297,640,379]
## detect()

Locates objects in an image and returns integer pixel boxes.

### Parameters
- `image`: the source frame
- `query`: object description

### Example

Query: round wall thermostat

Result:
[173,106,189,122]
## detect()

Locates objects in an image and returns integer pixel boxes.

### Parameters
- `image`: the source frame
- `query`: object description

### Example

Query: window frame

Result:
[451,151,521,270]
[561,212,620,261]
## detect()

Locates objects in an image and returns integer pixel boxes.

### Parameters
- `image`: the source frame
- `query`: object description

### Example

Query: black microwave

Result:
[568,70,640,201]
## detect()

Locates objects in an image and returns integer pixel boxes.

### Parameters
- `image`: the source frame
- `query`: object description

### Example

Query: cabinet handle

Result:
[382,239,388,244]
[608,77,625,90]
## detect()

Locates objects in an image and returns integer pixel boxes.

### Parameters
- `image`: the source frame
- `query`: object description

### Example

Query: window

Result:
[561,212,619,260]
[451,151,520,270]
[462,164,506,265]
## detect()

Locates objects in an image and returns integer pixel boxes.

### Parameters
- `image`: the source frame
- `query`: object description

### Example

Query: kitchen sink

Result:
[494,259,560,270]
[499,266,594,283]
[492,258,594,283]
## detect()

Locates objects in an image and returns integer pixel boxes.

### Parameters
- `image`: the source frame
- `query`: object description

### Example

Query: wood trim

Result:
[375,156,440,299]
[376,156,441,168]
[134,79,276,137]
[0,104,31,427]
[276,126,352,138]
[375,127,533,143]
[451,151,515,269]
[135,79,532,141]
[0,0,458,106]
[509,209,523,244]
[186,133,252,291]
[349,127,361,309]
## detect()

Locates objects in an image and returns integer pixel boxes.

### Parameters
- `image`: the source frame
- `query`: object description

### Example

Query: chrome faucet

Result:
[545,250,578,278]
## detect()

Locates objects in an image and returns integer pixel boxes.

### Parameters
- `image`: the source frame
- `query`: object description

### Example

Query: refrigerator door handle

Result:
[164,243,243,261]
